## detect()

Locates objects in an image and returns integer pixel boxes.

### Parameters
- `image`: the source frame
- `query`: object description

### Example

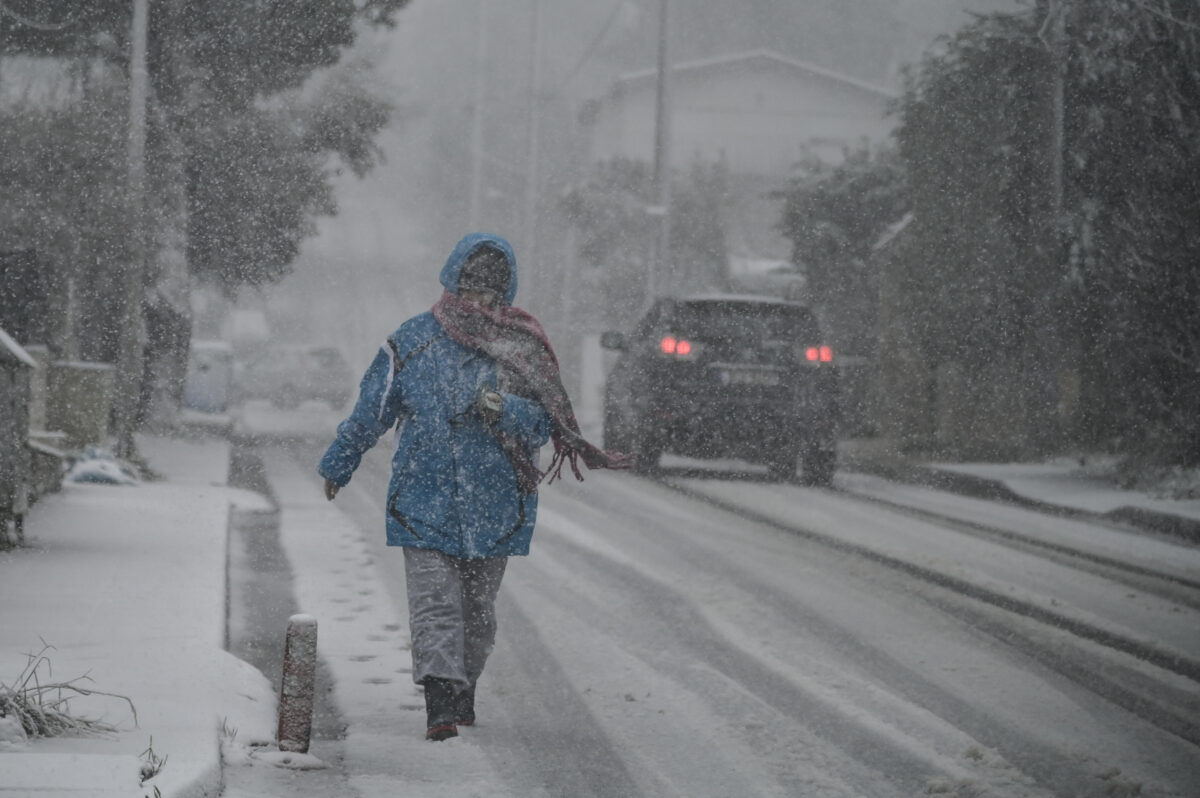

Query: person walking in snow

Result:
[318,232,630,741]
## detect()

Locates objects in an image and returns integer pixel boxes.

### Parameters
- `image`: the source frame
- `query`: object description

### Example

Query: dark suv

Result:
[601,295,839,484]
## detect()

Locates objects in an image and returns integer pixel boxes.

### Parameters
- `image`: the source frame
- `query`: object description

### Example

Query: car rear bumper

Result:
[642,393,836,459]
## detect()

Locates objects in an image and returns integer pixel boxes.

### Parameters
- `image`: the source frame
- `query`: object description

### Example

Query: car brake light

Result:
[660,336,694,356]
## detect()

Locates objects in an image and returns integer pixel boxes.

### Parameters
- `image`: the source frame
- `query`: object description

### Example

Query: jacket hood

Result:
[438,233,519,306]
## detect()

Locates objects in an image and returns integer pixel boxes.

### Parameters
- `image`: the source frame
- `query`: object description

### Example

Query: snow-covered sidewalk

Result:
[933,460,1200,520]
[1,427,511,798]
[0,435,276,798]
[841,439,1200,541]
[255,451,509,798]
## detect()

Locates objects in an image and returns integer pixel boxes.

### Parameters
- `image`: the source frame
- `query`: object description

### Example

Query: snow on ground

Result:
[4,408,1198,797]
[227,418,1200,797]
[538,471,1197,796]
[673,474,1200,660]
[935,460,1200,518]
[255,451,515,798]
[835,471,1200,578]
[505,502,1045,796]
[0,435,277,798]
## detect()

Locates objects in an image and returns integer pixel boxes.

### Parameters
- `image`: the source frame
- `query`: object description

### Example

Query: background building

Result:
[583,50,896,174]
[582,49,897,266]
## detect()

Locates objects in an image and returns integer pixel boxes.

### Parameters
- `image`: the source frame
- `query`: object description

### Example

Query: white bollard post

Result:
[277,613,318,753]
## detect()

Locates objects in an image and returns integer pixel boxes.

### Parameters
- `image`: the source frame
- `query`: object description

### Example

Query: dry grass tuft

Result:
[0,641,137,739]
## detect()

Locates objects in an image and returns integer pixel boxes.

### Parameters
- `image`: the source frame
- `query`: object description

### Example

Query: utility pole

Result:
[468,0,489,229]
[1047,0,1065,221]
[522,0,544,274]
[1035,0,1068,450]
[114,0,149,459]
[649,0,672,297]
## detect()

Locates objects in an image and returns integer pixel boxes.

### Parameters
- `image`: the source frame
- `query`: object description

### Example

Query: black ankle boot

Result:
[423,677,458,741]
[455,685,476,726]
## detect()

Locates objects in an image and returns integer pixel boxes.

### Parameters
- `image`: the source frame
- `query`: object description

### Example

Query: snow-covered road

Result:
[669,472,1200,670]
[267,440,1200,797]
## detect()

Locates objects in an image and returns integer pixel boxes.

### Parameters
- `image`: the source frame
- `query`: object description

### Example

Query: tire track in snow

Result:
[528,488,1077,796]
[661,475,1200,686]
[541,473,1199,796]
[832,475,1200,608]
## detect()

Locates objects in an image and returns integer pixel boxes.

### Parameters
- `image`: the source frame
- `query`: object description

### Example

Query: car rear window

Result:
[667,300,819,342]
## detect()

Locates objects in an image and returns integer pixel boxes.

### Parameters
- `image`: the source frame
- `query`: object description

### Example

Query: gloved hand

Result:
[324,479,340,501]
[476,386,503,426]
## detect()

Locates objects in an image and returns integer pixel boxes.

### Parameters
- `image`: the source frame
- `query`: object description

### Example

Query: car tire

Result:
[800,447,836,487]
[766,449,799,482]
[603,400,631,453]
[634,444,662,475]
[632,414,662,475]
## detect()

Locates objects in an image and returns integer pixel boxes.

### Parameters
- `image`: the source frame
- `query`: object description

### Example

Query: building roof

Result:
[610,49,898,101]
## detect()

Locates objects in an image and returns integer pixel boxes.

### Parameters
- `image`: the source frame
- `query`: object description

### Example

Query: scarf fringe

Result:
[544,436,584,487]
[542,434,634,489]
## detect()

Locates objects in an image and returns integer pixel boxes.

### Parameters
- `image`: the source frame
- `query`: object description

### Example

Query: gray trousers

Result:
[403,547,508,691]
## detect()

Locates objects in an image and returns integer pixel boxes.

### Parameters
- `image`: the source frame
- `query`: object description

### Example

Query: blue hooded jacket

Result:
[318,233,552,558]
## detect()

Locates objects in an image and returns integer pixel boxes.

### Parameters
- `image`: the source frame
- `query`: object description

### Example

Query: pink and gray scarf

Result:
[432,290,633,492]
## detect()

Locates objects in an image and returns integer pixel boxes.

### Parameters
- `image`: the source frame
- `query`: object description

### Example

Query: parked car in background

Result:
[183,340,234,414]
[232,344,355,410]
[601,294,840,484]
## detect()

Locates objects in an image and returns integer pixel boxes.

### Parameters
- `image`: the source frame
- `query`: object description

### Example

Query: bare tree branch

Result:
[0,2,75,31]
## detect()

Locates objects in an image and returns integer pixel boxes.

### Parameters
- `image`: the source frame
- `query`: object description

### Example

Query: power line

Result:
[554,0,626,94]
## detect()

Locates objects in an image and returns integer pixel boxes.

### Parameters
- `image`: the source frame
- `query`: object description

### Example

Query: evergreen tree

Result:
[776,145,906,355]
[886,0,1200,463]
[561,158,730,328]
[1060,0,1200,466]
[0,0,408,295]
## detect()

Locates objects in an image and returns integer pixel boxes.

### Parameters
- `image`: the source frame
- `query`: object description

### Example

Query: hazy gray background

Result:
[269,0,1021,370]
